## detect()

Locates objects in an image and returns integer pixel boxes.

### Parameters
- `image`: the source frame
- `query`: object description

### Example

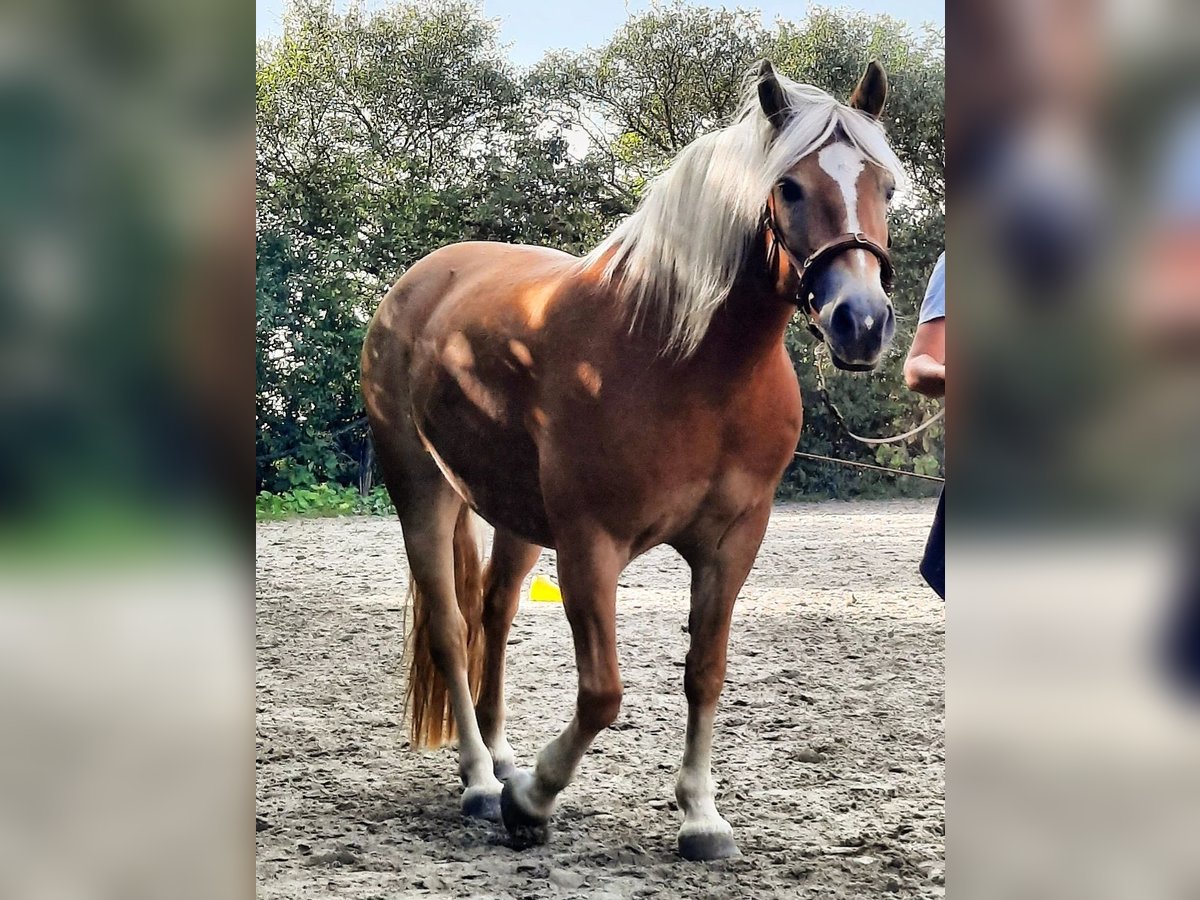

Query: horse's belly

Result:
[415,362,554,548]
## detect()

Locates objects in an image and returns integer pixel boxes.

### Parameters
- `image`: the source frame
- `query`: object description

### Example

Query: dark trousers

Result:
[920,488,945,600]
[1163,524,1200,694]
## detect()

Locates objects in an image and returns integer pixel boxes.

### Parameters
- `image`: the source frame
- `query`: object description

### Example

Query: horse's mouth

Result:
[830,353,879,373]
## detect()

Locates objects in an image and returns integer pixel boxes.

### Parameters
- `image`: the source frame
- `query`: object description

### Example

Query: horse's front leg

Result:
[675,502,772,861]
[500,526,625,844]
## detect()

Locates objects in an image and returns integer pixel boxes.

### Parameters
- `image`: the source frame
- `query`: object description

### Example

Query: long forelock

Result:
[580,69,905,358]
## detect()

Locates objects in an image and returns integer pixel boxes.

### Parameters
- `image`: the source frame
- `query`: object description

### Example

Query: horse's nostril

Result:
[830,301,857,340]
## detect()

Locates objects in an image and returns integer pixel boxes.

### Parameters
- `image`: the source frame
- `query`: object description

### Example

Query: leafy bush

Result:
[255,484,395,520]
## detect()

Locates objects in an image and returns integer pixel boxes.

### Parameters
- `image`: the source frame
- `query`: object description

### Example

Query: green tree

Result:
[531,5,771,186]
[770,8,945,209]
[256,0,622,491]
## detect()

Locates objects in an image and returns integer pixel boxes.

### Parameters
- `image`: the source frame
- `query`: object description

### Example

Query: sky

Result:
[256,0,944,64]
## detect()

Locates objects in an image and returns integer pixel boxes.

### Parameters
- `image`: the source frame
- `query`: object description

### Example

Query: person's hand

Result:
[904,317,946,399]
[904,354,945,398]
[929,360,946,394]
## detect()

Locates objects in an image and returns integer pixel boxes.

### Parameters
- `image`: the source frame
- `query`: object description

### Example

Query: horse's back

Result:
[365,240,579,372]
[411,239,573,305]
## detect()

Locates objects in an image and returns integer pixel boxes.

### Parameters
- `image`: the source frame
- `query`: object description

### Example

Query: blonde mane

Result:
[579,67,905,357]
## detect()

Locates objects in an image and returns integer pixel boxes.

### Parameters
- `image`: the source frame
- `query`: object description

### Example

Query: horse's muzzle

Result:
[822,291,895,371]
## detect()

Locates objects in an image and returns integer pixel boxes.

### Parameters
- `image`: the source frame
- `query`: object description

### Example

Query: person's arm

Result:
[904,316,945,398]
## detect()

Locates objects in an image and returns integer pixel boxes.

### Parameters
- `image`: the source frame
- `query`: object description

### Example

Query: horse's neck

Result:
[693,244,796,370]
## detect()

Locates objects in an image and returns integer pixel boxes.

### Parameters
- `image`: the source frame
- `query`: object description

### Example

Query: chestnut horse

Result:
[361,60,902,860]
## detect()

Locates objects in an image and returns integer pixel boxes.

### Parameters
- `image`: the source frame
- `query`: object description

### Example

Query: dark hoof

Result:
[493,760,519,782]
[678,830,740,861]
[461,788,502,822]
[500,775,550,848]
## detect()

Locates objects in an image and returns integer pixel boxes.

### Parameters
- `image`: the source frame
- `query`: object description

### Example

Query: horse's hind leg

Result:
[476,529,540,780]
[500,526,625,844]
[363,301,501,818]
[394,480,506,820]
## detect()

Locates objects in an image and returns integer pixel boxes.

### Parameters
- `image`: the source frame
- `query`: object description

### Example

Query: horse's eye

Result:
[779,179,804,204]
[885,185,896,203]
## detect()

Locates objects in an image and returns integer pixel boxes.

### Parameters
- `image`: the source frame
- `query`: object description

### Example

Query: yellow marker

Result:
[529,575,562,603]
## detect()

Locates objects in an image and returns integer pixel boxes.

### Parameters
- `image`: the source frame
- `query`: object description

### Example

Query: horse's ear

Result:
[849,59,888,119]
[757,60,790,130]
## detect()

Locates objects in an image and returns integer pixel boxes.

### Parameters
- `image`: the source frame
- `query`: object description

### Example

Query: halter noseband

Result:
[763,195,895,348]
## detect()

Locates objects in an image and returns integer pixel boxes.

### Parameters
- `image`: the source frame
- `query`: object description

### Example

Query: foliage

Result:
[256,0,944,511]
[769,7,945,209]
[256,0,624,494]
[255,483,395,520]
[530,5,772,186]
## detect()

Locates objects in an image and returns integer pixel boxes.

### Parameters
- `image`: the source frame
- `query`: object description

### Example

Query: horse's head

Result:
[758,61,897,371]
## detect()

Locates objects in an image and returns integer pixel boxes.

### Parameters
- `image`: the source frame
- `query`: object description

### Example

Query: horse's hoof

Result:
[500,772,550,848]
[678,829,740,861]
[493,760,519,782]
[461,786,503,822]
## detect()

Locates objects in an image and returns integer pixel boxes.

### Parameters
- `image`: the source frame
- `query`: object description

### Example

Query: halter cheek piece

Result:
[762,194,895,348]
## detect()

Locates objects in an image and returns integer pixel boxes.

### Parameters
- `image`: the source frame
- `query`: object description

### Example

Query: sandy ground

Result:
[256,500,944,899]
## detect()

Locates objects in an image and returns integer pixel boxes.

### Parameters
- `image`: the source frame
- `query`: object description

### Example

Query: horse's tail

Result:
[406,504,485,749]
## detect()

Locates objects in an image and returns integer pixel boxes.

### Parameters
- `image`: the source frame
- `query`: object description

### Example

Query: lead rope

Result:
[792,449,945,483]
[812,346,946,445]
[765,207,945,479]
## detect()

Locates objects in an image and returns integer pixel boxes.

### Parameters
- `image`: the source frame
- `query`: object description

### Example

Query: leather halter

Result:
[763,193,895,346]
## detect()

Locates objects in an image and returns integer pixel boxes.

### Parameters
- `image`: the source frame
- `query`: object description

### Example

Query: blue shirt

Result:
[919,252,946,323]
[1154,106,1200,224]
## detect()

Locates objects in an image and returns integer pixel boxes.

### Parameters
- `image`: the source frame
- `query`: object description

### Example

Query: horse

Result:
[361,59,903,861]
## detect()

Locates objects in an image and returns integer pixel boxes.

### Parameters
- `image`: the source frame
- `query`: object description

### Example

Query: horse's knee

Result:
[578,683,623,733]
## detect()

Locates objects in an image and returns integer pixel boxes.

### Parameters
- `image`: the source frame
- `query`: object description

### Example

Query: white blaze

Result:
[818,142,866,233]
